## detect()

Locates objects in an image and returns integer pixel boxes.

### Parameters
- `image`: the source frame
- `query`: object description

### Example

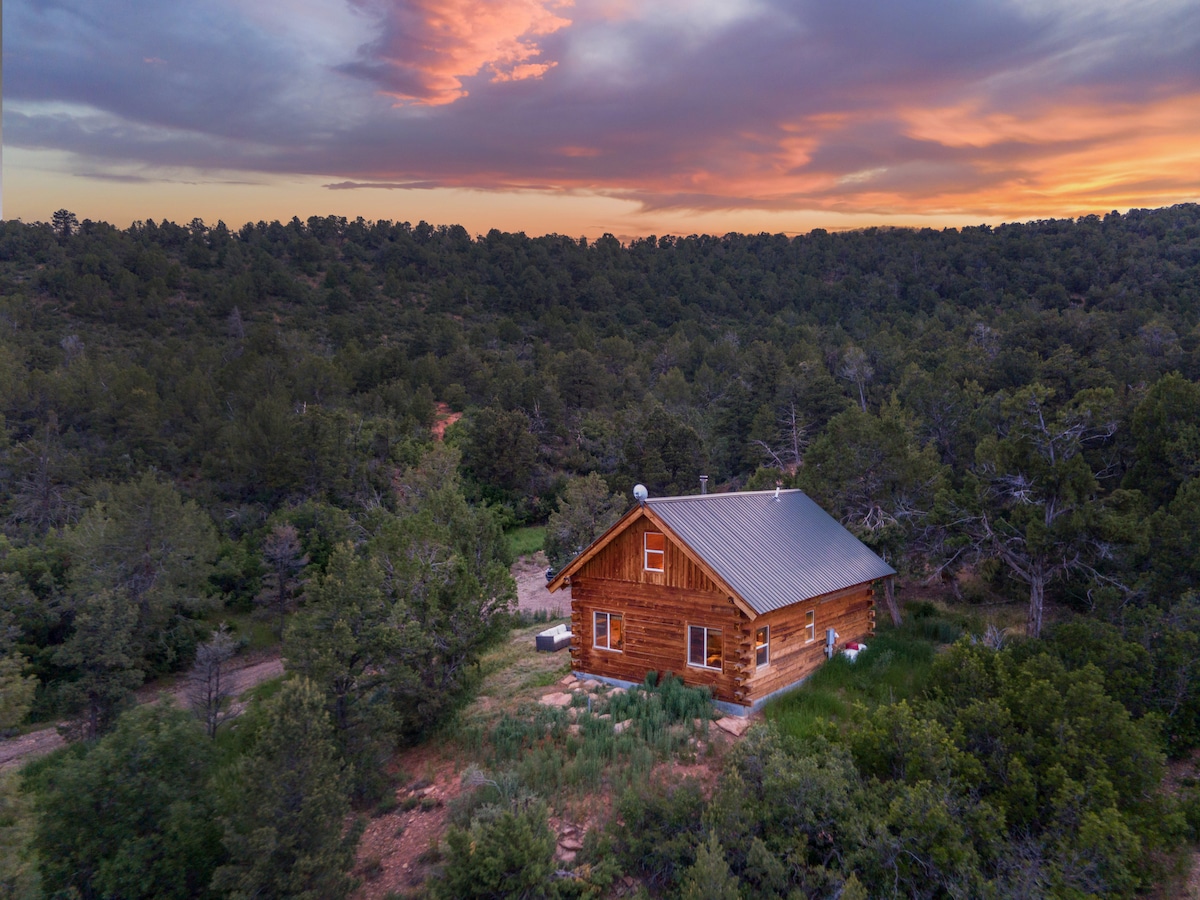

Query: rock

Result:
[567,723,581,736]
[582,679,603,692]
[559,674,578,687]
[560,836,584,851]
[539,691,574,708]
[715,716,753,736]
[567,706,579,720]
[613,719,633,735]
[608,686,627,697]
[598,713,611,721]
[558,849,577,864]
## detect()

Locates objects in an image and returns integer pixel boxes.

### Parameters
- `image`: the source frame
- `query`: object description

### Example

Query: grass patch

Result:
[239,674,285,705]
[506,526,545,557]
[205,611,280,653]
[764,616,948,742]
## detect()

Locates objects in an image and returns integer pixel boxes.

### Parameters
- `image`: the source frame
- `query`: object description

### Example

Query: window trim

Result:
[644,531,665,572]
[687,624,723,671]
[755,625,770,668]
[804,609,816,643]
[593,610,624,652]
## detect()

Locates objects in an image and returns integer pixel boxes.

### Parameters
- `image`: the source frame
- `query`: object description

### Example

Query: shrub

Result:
[432,799,555,900]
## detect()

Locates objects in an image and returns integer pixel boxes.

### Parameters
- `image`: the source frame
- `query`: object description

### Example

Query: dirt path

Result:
[0,652,284,771]
[512,552,568,617]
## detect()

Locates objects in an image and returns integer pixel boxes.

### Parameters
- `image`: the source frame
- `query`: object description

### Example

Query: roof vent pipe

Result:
[699,475,708,495]
[775,480,782,501]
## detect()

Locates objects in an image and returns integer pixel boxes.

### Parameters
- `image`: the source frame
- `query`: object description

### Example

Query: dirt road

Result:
[0,653,283,771]
[512,552,568,617]
[2,556,553,772]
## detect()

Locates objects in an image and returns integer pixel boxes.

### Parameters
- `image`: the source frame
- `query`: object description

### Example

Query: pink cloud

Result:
[348,0,573,105]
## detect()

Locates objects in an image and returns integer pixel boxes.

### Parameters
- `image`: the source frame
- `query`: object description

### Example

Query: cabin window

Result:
[755,625,770,667]
[804,609,815,643]
[644,532,665,572]
[594,611,624,651]
[688,625,723,670]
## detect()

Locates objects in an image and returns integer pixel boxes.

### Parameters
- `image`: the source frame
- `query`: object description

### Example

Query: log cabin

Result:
[547,488,896,715]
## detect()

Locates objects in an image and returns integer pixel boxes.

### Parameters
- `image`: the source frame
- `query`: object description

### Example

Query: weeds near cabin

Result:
[457,676,715,817]
[763,611,964,741]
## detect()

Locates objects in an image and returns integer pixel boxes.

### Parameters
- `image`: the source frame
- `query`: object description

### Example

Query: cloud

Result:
[340,0,573,105]
[5,0,1200,224]
[324,180,439,190]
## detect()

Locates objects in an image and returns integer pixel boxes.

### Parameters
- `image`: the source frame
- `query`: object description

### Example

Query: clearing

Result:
[349,619,753,899]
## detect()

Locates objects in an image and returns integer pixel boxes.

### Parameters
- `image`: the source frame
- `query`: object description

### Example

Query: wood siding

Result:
[576,517,721,594]
[743,584,876,699]
[569,576,746,703]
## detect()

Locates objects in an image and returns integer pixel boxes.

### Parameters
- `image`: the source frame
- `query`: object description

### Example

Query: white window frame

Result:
[755,625,770,668]
[644,531,665,572]
[804,609,816,643]
[593,611,624,652]
[687,624,723,671]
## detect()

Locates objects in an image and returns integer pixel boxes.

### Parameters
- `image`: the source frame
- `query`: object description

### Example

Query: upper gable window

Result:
[644,532,665,572]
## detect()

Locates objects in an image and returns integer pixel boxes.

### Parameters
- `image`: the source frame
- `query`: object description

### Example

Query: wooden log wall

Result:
[743,584,876,699]
[569,577,747,704]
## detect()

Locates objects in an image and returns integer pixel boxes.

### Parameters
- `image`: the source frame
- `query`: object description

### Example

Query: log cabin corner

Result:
[547,488,896,715]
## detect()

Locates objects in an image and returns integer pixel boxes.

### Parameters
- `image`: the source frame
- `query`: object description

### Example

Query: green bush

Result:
[608,780,707,891]
[433,798,556,900]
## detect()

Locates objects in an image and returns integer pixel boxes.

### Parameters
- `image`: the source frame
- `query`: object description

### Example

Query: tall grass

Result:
[460,675,714,813]
[506,526,545,557]
[764,612,961,742]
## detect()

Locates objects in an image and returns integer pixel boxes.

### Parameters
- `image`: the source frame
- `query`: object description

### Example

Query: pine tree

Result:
[434,799,556,900]
[212,677,359,900]
[28,703,222,900]
[53,589,143,739]
[679,833,741,900]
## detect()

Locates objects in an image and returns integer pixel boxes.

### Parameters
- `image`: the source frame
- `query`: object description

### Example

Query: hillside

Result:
[1,207,1199,897]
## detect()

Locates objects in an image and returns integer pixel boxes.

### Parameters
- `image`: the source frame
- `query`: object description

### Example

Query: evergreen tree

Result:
[53,589,143,738]
[950,385,1126,637]
[64,472,219,673]
[212,677,359,900]
[285,546,400,799]
[434,799,556,900]
[679,833,741,900]
[28,703,223,900]
[544,473,625,570]
[0,652,37,734]
[0,772,40,900]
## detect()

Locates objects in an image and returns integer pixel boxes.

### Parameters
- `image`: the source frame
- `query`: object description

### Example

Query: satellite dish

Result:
[633,484,649,503]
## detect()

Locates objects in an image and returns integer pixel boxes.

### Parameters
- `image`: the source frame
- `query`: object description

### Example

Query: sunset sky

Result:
[4,0,1200,238]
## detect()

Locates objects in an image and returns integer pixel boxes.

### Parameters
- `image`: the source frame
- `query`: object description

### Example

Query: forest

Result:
[0,204,1199,898]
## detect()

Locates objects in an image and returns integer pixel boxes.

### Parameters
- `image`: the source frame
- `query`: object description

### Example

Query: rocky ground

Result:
[349,620,760,899]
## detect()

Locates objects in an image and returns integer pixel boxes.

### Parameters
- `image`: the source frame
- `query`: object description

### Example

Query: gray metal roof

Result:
[647,489,895,615]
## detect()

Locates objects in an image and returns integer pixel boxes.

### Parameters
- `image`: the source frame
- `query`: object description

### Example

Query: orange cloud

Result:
[371,0,573,105]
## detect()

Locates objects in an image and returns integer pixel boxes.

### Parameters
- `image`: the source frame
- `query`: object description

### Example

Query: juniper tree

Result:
[213,677,358,900]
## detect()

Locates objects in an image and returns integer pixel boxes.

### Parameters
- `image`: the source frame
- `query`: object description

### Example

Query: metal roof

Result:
[646,489,895,615]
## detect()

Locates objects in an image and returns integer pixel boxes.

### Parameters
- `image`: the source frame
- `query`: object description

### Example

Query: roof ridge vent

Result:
[775,480,782,501]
